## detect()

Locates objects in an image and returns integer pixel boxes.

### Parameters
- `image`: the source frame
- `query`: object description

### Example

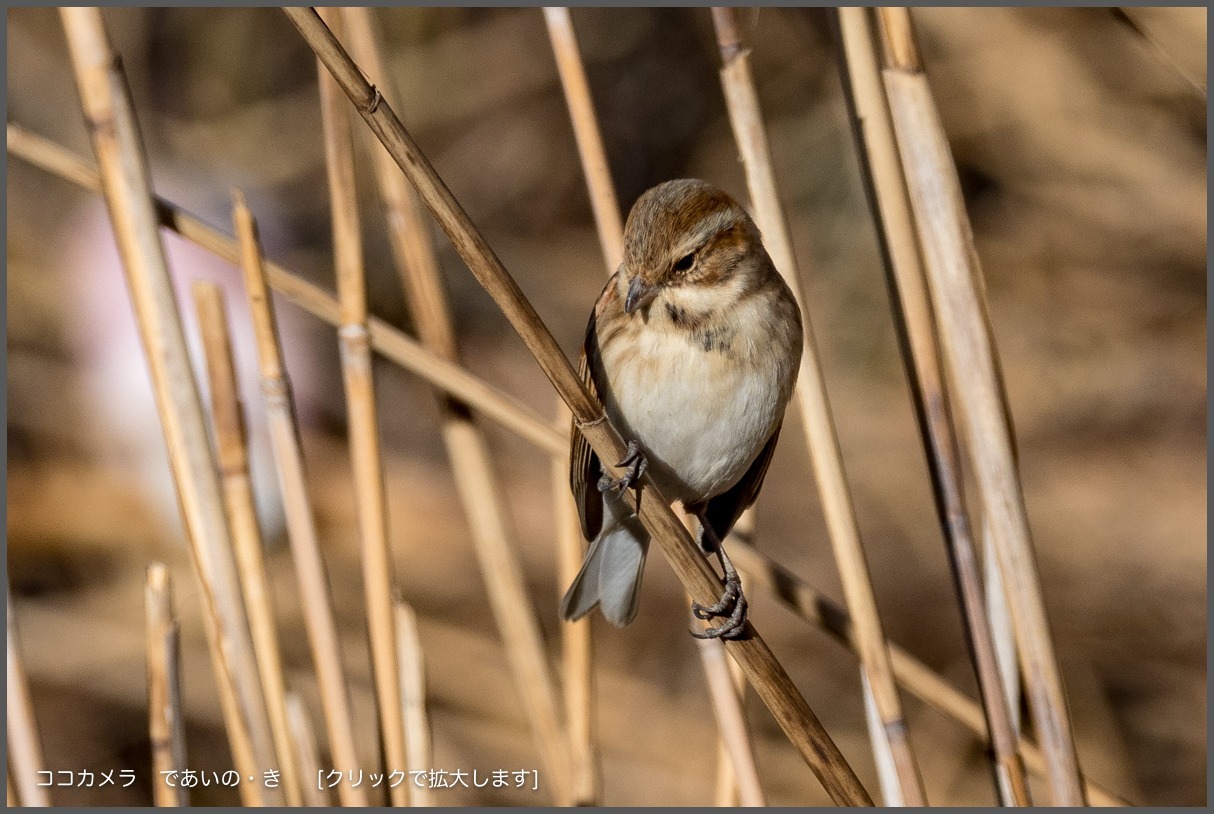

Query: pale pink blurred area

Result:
[56,197,331,546]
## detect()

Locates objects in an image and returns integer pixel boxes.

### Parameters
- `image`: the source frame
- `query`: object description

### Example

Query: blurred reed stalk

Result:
[232,191,368,807]
[145,564,189,807]
[541,10,617,802]
[285,693,331,807]
[283,7,873,804]
[832,6,1031,805]
[7,122,1130,807]
[694,629,766,806]
[338,7,575,804]
[393,599,434,807]
[873,7,1087,804]
[57,9,283,804]
[192,282,304,806]
[315,9,409,804]
[7,594,50,807]
[543,8,764,805]
[709,7,926,805]
[546,9,762,805]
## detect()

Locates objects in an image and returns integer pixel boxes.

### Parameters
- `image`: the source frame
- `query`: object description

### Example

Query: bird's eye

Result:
[673,253,696,273]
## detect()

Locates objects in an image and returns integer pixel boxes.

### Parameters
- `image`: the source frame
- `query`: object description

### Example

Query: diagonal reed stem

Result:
[831,6,1031,805]
[710,6,926,805]
[316,8,408,805]
[874,7,1087,805]
[232,190,368,807]
[6,122,1130,807]
[338,7,575,803]
[193,281,304,806]
[7,593,51,807]
[283,6,872,804]
[58,9,282,804]
[145,564,190,808]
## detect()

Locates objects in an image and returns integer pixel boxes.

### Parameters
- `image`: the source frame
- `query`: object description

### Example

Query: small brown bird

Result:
[561,179,803,638]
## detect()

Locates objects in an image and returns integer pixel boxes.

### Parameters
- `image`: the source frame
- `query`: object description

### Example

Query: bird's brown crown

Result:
[622,179,760,288]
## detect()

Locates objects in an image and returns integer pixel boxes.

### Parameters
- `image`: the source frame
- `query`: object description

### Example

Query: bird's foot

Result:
[690,547,748,640]
[597,439,648,495]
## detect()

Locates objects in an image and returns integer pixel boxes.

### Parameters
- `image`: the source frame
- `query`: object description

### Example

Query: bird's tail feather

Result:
[560,497,650,627]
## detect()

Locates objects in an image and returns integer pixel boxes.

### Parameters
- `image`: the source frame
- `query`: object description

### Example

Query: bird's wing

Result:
[700,420,783,544]
[569,274,621,541]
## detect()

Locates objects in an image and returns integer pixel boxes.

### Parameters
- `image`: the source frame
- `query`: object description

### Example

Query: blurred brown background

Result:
[6,6,1206,806]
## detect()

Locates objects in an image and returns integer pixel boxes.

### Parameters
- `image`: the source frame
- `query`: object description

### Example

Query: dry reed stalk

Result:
[145,564,189,807]
[551,408,601,805]
[727,541,1128,806]
[545,10,769,801]
[285,693,331,807]
[984,520,1022,736]
[554,39,611,785]
[58,9,282,803]
[832,7,1031,804]
[232,190,368,807]
[542,7,625,270]
[282,9,872,804]
[392,599,434,807]
[192,282,303,806]
[315,9,408,804]
[337,8,575,803]
[9,123,1132,807]
[874,7,1086,804]
[694,632,766,806]
[540,12,616,800]
[710,7,925,805]
[4,123,567,459]
[7,595,50,807]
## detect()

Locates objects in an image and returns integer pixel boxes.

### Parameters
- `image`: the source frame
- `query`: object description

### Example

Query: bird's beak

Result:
[625,276,660,315]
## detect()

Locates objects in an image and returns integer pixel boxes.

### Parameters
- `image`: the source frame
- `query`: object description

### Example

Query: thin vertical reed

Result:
[832,6,1031,804]
[283,9,872,804]
[695,633,766,806]
[710,7,925,805]
[285,693,331,807]
[6,124,1132,807]
[393,599,434,807]
[193,281,303,806]
[542,7,625,270]
[146,564,189,807]
[7,594,50,807]
[541,9,621,803]
[232,189,368,807]
[338,7,575,804]
[551,415,601,806]
[875,7,1086,804]
[316,8,408,804]
[58,9,281,803]
[544,10,766,804]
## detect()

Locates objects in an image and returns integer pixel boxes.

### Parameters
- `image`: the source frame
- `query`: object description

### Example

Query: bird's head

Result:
[619,179,765,318]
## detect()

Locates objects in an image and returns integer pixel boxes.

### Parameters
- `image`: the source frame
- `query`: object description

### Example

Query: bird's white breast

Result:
[596,298,792,504]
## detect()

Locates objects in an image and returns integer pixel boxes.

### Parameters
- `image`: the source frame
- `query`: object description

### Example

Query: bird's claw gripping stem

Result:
[691,540,748,640]
[597,439,648,495]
